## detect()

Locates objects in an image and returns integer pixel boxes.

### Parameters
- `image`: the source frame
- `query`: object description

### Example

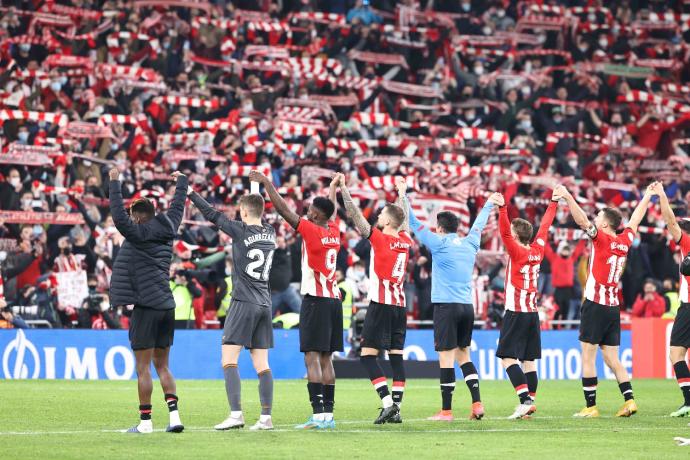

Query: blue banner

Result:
[0,329,631,380]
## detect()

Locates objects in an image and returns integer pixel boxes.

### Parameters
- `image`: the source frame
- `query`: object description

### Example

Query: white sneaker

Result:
[249,417,274,431]
[507,402,534,420]
[215,413,245,430]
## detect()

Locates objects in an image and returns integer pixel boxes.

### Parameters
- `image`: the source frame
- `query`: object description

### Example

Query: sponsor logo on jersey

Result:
[389,240,412,250]
[528,254,541,262]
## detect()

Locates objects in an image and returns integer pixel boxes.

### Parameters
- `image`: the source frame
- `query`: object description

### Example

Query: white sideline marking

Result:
[0,424,681,436]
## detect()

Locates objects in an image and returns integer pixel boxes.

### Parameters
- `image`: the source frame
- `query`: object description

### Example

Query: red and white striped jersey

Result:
[584,227,634,307]
[678,234,690,303]
[297,218,340,299]
[368,227,412,307]
[499,202,557,313]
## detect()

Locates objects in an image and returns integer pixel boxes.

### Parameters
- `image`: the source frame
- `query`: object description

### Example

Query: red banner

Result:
[0,211,85,225]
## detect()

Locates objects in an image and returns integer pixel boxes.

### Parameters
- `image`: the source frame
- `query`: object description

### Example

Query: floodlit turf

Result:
[0,379,688,459]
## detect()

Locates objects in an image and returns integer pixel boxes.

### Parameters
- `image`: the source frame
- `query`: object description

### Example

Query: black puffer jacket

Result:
[109,176,187,310]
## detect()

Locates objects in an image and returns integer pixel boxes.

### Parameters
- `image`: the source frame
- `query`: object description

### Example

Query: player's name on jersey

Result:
[321,236,340,245]
[390,240,412,250]
[243,232,276,247]
[611,242,630,252]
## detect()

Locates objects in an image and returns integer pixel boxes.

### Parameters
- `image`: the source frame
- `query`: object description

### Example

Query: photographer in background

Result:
[170,262,203,329]
[78,275,121,329]
[0,275,27,329]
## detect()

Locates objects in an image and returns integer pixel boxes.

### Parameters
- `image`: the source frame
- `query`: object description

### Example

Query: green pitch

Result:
[1,379,688,459]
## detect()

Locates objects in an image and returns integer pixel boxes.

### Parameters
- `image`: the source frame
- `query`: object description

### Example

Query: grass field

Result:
[1,379,689,459]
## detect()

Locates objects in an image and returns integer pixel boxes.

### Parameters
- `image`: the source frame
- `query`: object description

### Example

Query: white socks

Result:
[231,411,243,419]
[169,410,182,427]
[137,420,153,433]
[323,412,333,422]
[382,395,394,408]
[259,414,272,423]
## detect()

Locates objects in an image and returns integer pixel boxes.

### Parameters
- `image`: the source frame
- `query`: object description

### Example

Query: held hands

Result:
[331,172,345,188]
[646,181,663,197]
[553,185,570,200]
[108,168,120,181]
[488,192,504,206]
[170,171,186,183]
[248,170,269,184]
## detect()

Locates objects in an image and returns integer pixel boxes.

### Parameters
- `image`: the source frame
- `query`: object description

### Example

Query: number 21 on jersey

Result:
[246,248,275,281]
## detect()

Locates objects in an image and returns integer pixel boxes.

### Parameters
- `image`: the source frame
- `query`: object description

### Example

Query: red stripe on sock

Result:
[392,381,406,387]
[515,384,528,392]
[140,410,152,414]
[678,377,690,383]
[371,377,387,386]
[529,392,536,397]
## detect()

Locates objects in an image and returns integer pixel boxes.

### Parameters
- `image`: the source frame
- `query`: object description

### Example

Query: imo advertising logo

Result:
[2,330,40,379]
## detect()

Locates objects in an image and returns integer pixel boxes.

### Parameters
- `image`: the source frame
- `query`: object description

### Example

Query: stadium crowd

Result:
[1,0,690,330]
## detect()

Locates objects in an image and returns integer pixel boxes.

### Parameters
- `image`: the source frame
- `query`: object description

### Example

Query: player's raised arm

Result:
[249,170,300,229]
[496,193,521,256]
[652,182,682,242]
[188,188,241,240]
[394,176,410,233]
[339,180,372,239]
[329,173,343,222]
[534,189,560,241]
[108,168,149,243]
[626,183,654,234]
[556,185,593,233]
[166,171,189,230]
[406,191,442,252]
[466,192,498,250]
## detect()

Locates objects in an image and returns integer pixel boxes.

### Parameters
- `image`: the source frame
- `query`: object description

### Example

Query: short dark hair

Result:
[601,207,622,229]
[239,194,265,217]
[130,198,155,221]
[384,204,405,229]
[511,218,533,245]
[312,197,335,219]
[437,211,459,233]
[679,220,690,234]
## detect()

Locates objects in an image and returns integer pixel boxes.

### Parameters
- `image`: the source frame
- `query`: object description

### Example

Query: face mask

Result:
[611,120,622,127]
[667,115,675,123]
[19,44,31,53]
[37,121,47,129]
[342,161,351,172]
[473,66,484,76]
[587,14,596,22]
[482,26,492,35]
[621,140,632,148]
[164,42,171,50]
[612,26,620,35]
[519,120,532,131]
[516,141,526,149]
[496,9,505,18]
[10,177,20,187]
[88,284,98,292]
[83,160,92,167]
[465,111,476,121]
[578,45,588,52]
[376,161,387,173]
[18,131,29,142]
[568,160,578,169]
[225,267,232,276]
[461,3,470,12]
[22,199,31,208]
[598,39,608,48]
[50,82,62,92]
[62,246,72,255]
[553,116,563,124]
[632,238,641,248]
[59,76,68,85]
[242,103,253,111]
[348,238,359,248]
[537,35,546,44]
[111,143,119,150]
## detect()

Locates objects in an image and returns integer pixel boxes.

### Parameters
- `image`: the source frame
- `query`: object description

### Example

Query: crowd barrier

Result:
[0,328,634,380]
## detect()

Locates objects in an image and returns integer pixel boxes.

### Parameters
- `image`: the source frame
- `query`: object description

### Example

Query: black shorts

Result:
[222,300,273,349]
[496,311,541,361]
[361,301,407,351]
[299,295,344,353]
[579,299,620,346]
[129,306,175,351]
[433,303,474,351]
[671,303,690,348]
